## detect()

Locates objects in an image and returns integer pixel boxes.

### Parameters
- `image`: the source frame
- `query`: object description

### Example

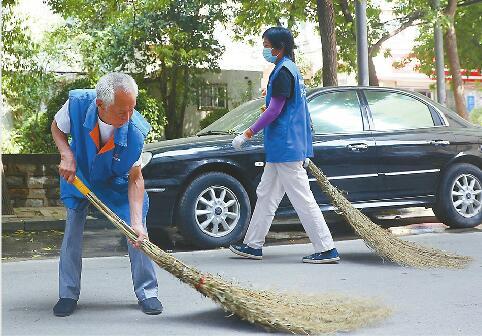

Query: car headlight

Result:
[140,151,152,169]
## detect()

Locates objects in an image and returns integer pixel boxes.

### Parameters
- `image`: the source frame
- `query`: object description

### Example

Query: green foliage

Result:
[452,5,482,72]
[47,0,228,139]
[15,113,58,153]
[397,2,481,77]
[470,108,482,126]
[14,77,166,152]
[1,1,56,126]
[135,89,167,143]
[14,77,96,153]
[232,0,407,77]
[199,108,229,129]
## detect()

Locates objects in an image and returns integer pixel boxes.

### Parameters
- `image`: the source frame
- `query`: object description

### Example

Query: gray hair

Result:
[95,72,138,107]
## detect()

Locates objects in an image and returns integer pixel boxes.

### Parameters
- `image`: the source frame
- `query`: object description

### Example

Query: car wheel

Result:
[435,163,482,228]
[177,172,251,248]
[431,203,448,223]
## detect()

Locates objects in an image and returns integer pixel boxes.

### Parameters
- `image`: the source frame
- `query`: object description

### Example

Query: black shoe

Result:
[138,297,163,315]
[53,298,77,317]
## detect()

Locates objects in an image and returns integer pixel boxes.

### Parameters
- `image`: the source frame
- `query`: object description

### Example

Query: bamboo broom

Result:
[305,159,472,269]
[72,176,389,334]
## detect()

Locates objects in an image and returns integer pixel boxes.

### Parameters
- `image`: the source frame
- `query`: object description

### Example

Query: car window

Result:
[198,99,264,135]
[365,91,435,130]
[308,91,364,134]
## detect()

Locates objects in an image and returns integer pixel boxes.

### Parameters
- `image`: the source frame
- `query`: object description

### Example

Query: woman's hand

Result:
[232,129,253,150]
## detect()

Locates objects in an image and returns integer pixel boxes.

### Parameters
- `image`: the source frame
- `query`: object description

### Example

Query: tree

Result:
[403,1,481,119]
[1,0,56,127]
[232,0,422,86]
[444,0,468,119]
[47,0,227,139]
[316,0,338,86]
[233,0,340,85]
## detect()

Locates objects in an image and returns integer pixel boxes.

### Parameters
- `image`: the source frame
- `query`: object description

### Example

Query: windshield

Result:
[197,98,264,135]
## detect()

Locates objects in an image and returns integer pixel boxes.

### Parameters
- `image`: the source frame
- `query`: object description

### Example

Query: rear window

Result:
[365,91,435,130]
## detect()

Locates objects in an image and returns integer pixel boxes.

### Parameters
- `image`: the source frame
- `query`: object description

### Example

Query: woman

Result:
[229,27,339,264]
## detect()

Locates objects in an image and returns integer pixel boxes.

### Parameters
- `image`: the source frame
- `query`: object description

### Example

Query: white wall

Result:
[184,70,263,135]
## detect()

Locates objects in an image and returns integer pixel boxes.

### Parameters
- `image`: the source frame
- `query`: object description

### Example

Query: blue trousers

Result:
[58,201,158,301]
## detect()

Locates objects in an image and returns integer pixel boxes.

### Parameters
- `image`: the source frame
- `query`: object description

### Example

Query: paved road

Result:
[1,207,457,261]
[2,231,481,336]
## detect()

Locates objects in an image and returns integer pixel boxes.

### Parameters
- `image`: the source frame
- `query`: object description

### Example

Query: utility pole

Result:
[433,0,447,104]
[355,0,369,86]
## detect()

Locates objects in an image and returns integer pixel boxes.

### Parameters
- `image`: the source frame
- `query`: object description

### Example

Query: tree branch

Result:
[339,0,354,22]
[369,10,425,55]
[458,0,482,7]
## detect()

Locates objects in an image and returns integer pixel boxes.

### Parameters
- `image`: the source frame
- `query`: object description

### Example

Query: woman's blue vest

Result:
[264,57,313,162]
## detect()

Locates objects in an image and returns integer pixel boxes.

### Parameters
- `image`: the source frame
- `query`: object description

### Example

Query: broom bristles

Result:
[306,160,472,269]
[73,177,390,334]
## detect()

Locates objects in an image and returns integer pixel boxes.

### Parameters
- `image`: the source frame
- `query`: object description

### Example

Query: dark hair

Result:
[262,26,296,62]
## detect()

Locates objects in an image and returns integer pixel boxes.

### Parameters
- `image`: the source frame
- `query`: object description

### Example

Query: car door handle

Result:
[346,143,369,152]
[430,140,450,146]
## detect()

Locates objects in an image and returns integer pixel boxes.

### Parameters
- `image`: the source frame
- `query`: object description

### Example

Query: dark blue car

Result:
[140,87,482,248]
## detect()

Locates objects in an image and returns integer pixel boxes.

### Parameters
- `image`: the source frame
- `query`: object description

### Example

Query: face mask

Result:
[262,47,279,63]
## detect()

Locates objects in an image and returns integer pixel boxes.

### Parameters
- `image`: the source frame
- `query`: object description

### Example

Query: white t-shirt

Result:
[55,100,142,167]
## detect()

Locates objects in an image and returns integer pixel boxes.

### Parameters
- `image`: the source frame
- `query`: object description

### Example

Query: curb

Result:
[2,217,112,232]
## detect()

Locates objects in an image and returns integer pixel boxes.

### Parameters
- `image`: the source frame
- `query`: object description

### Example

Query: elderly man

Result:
[51,73,162,317]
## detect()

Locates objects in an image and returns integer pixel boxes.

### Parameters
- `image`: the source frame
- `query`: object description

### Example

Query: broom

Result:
[72,176,389,334]
[305,159,472,269]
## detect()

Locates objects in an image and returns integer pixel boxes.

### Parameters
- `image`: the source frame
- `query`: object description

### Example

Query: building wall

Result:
[2,154,61,207]
[144,70,262,137]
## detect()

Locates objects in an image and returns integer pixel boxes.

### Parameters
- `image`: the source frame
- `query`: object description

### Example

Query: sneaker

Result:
[302,248,340,264]
[229,243,262,260]
[53,298,78,317]
[138,297,163,315]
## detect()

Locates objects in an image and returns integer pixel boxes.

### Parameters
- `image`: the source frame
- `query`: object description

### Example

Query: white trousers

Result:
[243,161,335,253]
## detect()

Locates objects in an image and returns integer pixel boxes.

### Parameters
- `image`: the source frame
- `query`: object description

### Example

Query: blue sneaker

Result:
[229,243,262,260]
[302,248,340,264]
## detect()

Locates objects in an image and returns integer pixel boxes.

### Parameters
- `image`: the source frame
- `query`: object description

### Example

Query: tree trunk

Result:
[316,0,338,87]
[445,0,468,119]
[177,67,190,134]
[2,165,14,215]
[368,54,380,86]
[163,63,184,140]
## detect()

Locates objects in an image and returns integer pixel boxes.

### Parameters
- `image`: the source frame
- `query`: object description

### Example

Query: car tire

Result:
[431,203,448,223]
[177,172,252,248]
[435,163,482,228]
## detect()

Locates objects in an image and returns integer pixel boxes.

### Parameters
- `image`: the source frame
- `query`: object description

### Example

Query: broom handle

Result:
[72,176,141,244]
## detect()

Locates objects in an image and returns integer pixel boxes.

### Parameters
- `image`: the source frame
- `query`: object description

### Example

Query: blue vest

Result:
[264,57,313,163]
[60,89,151,223]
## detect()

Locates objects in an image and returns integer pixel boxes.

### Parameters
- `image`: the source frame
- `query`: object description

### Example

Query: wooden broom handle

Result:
[72,176,91,196]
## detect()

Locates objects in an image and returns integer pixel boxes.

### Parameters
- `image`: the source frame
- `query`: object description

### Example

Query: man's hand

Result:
[129,224,148,248]
[59,152,76,183]
[51,120,76,183]
[128,165,147,249]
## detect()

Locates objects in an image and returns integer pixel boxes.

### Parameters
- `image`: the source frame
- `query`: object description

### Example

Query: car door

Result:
[296,89,380,209]
[362,89,456,200]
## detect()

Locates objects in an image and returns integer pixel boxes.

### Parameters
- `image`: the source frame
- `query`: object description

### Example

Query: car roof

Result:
[306,86,425,97]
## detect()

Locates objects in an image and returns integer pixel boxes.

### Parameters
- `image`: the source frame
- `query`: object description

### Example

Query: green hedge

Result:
[199,108,229,129]
[470,107,482,126]
[16,77,165,153]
